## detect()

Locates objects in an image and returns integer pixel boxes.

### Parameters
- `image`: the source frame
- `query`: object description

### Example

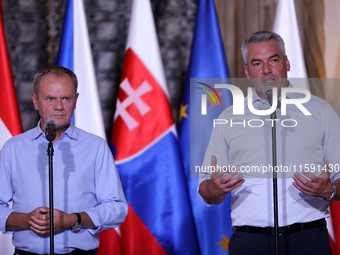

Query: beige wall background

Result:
[213,0,340,113]
[324,0,340,113]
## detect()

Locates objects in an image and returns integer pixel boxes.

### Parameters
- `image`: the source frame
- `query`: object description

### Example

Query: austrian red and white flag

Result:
[0,0,23,254]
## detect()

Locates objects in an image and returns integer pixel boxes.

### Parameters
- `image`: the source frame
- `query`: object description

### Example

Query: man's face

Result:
[244,40,290,100]
[32,73,78,132]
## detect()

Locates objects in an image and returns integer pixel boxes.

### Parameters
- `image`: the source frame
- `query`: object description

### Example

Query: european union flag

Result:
[177,0,233,254]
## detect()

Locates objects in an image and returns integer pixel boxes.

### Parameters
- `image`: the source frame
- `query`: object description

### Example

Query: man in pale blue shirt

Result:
[199,31,340,255]
[0,66,128,255]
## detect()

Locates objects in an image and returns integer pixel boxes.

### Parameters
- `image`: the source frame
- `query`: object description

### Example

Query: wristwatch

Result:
[325,183,337,202]
[71,213,82,232]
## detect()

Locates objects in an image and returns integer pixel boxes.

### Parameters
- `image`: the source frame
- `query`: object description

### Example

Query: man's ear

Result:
[285,56,291,72]
[244,64,250,79]
[74,93,79,109]
[32,93,39,110]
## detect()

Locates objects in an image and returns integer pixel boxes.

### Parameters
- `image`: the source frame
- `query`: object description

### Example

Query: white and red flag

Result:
[55,1,123,253]
[0,0,23,254]
[273,0,309,88]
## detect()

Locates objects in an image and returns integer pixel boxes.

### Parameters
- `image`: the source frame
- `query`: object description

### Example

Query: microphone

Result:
[44,119,57,142]
[262,86,281,108]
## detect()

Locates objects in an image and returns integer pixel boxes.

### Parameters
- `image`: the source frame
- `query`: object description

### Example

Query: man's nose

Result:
[54,98,63,110]
[263,62,272,75]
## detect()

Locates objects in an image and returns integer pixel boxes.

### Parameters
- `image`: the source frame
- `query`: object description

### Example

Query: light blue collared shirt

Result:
[0,122,127,254]
[200,83,340,227]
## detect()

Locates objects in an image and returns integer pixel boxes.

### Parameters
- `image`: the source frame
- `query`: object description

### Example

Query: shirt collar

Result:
[251,80,294,104]
[31,120,79,141]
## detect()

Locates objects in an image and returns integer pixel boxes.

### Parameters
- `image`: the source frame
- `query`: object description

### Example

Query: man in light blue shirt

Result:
[0,66,128,255]
[199,31,340,255]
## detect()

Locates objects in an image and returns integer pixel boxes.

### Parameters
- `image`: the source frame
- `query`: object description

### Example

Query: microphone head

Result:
[262,86,273,106]
[262,86,273,97]
[44,119,57,142]
[44,119,57,129]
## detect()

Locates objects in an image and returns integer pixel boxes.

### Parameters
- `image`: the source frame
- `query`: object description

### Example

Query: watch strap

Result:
[71,213,82,232]
[75,213,81,225]
[326,183,336,202]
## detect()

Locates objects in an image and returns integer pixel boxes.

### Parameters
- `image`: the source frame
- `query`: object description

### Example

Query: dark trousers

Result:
[14,248,97,255]
[229,226,332,255]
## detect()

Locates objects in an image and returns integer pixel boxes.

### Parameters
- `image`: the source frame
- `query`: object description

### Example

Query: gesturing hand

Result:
[209,155,244,196]
[292,161,334,199]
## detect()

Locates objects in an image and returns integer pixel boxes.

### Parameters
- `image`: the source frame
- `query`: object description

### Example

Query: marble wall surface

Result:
[3,0,196,139]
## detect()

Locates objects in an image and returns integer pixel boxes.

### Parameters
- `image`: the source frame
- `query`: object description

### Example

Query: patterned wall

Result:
[2,0,197,139]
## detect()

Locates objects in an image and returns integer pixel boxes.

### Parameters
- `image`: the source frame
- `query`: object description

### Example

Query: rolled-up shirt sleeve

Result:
[0,142,15,234]
[197,117,230,206]
[84,140,128,234]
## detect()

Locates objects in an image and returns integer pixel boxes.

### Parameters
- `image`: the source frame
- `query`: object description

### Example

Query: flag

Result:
[272,0,309,88]
[0,0,23,253]
[177,0,233,254]
[332,111,340,255]
[328,202,339,255]
[110,0,200,254]
[329,109,340,254]
[56,0,106,141]
[56,1,124,252]
[0,0,22,148]
[274,1,340,252]
[97,227,123,255]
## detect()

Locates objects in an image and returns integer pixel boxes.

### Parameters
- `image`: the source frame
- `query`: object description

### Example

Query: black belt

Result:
[15,248,96,255]
[233,219,326,235]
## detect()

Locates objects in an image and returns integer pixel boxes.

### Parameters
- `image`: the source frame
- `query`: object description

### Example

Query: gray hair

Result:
[33,66,78,95]
[241,31,286,65]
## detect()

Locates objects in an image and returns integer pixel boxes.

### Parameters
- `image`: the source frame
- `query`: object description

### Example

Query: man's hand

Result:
[7,207,94,234]
[29,207,76,235]
[199,155,245,204]
[292,161,334,199]
[209,155,245,197]
[28,207,50,235]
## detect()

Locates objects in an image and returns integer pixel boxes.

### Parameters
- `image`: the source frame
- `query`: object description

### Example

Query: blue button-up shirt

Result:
[0,122,127,254]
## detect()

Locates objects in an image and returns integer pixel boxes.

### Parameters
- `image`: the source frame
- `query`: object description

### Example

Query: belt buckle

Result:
[271,227,275,236]
[287,224,292,234]
[271,227,284,236]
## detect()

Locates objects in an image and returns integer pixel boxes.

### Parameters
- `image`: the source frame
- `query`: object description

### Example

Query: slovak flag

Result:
[0,0,23,253]
[108,0,200,254]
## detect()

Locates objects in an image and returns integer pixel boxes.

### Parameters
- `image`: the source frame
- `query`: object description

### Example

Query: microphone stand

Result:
[271,106,279,255]
[47,141,54,255]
